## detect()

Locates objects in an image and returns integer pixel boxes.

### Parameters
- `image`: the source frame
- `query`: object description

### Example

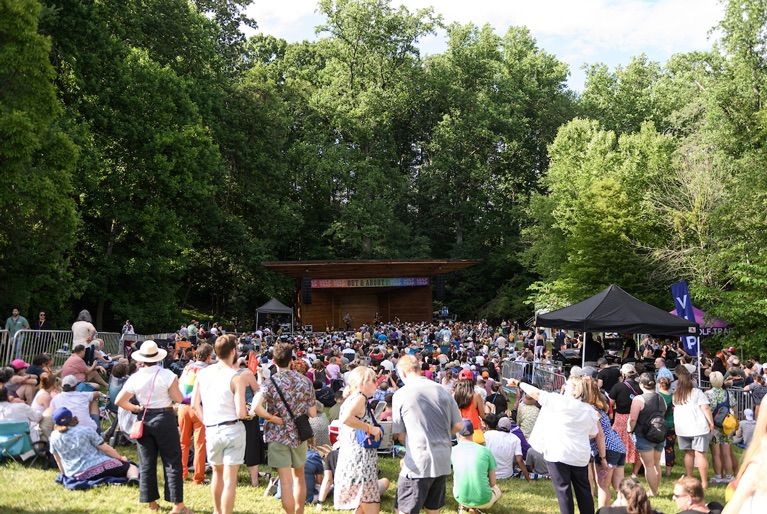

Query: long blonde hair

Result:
[734,397,767,485]
[342,366,376,399]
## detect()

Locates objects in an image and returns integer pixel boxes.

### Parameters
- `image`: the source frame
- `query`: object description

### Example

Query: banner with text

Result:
[311,277,429,288]
[671,280,699,355]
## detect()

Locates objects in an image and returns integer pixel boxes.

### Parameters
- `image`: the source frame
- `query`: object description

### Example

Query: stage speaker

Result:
[302,277,312,304]
[434,275,445,300]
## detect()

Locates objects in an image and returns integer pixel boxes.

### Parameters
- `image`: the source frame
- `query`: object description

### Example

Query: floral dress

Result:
[333,393,380,509]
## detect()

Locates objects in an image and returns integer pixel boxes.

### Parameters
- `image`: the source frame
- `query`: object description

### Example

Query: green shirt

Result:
[5,316,29,337]
[451,440,496,507]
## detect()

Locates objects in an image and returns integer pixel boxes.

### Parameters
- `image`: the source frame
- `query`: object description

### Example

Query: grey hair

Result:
[76,309,92,323]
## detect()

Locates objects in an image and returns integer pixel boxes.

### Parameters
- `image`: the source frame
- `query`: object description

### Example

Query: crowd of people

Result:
[1,312,767,514]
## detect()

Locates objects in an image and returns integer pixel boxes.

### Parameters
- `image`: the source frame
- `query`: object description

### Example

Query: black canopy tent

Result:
[255,298,294,333]
[535,284,699,366]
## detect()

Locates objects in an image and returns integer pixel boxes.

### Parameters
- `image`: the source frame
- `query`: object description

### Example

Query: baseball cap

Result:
[458,368,474,380]
[497,417,513,433]
[620,363,637,376]
[61,375,79,389]
[10,359,29,371]
[458,419,474,437]
[53,407,74,426]
[744,408,754,421]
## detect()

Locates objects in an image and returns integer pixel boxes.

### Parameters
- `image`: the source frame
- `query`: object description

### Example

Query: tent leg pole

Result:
[582,331,586,368]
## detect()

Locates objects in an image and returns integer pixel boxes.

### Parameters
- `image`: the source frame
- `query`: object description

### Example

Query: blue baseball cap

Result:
[53,407,73,426]
[458,419,474,437]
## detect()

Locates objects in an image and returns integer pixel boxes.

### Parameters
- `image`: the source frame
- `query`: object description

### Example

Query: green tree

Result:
[0,0,78,321]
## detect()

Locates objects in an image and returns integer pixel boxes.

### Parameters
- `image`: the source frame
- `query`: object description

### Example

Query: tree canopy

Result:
[2,0,767,351]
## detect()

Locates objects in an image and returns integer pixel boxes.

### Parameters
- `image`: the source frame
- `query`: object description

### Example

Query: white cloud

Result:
[245,0,725,89]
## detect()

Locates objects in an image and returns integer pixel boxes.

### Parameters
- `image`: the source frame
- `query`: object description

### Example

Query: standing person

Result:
[610,364,641,478]
[705,372,736,484]
[32,311,51,331]
[507,376,600,514]
[121,320,135,341]
[251,342,316,514]
[333,366,384,514]
[392,355,463,514]
[72,310,97,365]
[627,373,665,497]
[451,419,502,513]
[237,361,267,487]
[178,343,213,485]
[673,366,714,488]
[582,378,626,508]
[192,335,248,514]
[187,321,198,346]
[5,307,29,338]
[657,376,677,477]
[115,341,191,514]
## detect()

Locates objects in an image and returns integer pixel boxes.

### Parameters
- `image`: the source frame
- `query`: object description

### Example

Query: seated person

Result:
[27,354,58,379]
[7,359,38,404]
[483,414,530,481]
[486,382,508,417]
[309,400,331,447]
[597,476,662,514]
[0,386,43,441]
[378,393,394,421]
[90,339,114,372]
[451,420,502,513]
[672,476,723,514]
[60,344,108,390]
[733,408,756,448]
[49,407,138,483]
[48,376,101,433]
[31,372,59,440]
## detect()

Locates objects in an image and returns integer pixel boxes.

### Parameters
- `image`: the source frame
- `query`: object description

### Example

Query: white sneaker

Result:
[710,475,724,484]
[724,474,735,482]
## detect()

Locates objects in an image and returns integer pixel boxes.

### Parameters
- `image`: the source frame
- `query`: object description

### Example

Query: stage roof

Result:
[262,259,479,279]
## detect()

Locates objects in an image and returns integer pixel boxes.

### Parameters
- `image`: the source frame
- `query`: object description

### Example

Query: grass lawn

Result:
[0,440,730,514]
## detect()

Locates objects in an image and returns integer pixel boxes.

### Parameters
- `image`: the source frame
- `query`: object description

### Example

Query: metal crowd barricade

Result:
[502,360,530,381]
[0,330,9,366]
[8,329,125,366]
[532,365,566,392]
[728,387,754,419]
[9,330,74,366]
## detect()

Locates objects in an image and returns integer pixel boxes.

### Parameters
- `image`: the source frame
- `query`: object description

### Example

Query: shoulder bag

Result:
[129,368,161,440]
[270,375,314,442]
[355,396,382,449]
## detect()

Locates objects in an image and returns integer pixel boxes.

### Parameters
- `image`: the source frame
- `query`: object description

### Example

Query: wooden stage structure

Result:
[262,260,478,329]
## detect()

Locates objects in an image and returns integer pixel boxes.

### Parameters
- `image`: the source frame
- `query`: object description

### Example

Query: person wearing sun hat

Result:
[116,340,192,514]
[49,406,138,484]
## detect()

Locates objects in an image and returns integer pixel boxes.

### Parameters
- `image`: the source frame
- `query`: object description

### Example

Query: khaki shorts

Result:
[268,441,307,469]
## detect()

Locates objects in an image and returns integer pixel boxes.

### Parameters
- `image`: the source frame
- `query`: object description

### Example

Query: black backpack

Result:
[641,394,669,444]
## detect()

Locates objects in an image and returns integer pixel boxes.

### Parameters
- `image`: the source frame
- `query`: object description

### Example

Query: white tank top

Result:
[197,364,238,426]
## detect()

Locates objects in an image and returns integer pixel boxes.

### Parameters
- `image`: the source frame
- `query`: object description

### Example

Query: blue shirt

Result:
[50,425,110,478]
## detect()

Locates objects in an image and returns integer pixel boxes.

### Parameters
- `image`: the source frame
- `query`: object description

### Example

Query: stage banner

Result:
[311,277,429,288]
[671,280,699,355]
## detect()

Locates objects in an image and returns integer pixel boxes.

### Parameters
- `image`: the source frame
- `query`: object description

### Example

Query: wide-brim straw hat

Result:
[132,340,167,363]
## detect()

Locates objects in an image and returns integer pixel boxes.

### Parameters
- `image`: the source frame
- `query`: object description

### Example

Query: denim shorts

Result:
[634,434,665,452]
[595,449,626,468]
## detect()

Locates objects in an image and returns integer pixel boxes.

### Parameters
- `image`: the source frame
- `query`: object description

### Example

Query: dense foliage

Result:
[1,0,766,350]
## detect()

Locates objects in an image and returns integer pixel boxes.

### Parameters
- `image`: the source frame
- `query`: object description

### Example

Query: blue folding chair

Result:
[0,420,37,464]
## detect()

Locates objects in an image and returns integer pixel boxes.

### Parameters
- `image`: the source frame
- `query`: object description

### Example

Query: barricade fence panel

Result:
[0,330,10,368]
[532,365,566,393]
[6,330,128,367]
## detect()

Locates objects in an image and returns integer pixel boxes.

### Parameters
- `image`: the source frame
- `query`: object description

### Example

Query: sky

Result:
[244,0,724,91]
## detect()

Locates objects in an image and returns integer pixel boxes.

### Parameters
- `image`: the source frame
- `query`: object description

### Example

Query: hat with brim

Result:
[132,340,167,363]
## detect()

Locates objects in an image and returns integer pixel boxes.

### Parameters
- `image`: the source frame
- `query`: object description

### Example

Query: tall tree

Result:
[0,0,78,321]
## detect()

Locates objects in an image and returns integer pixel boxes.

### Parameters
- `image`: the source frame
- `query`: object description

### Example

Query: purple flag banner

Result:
[671,280,699,355]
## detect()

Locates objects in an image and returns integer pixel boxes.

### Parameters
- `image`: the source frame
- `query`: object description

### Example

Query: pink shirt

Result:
[61,354,88,382]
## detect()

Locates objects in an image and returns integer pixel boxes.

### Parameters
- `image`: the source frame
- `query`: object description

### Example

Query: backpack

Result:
[641,394,668,444]
[712,391,731,428]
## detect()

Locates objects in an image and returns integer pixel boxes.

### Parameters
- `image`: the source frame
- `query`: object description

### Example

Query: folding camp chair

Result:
[376,421,394,456]
[373,400,387,421]
[0,420,38,465]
